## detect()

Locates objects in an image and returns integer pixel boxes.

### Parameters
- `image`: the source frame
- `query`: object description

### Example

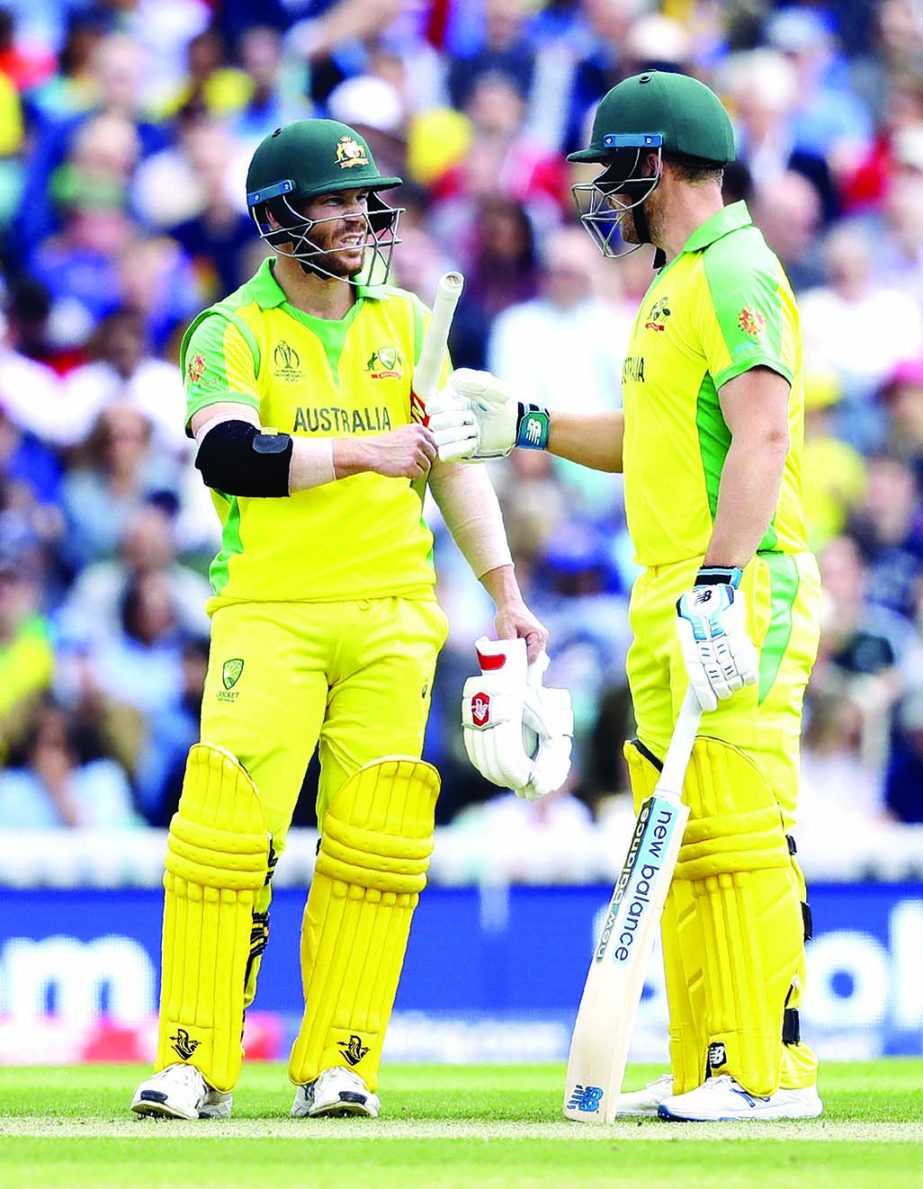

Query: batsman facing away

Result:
[430,71,823,1122]
[130,118,573,1121]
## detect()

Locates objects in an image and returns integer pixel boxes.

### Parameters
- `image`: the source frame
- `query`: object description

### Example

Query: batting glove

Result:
[428,369,550,461]
[675,566,758,713]
[461,637,573,799]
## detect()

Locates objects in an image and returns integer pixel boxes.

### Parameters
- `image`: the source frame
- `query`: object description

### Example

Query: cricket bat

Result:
[563,689,702,1123]
[411,270,464,424]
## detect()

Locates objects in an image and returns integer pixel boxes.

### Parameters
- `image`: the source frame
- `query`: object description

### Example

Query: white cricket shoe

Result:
[291,1067,381,1118]
[658,1074,823,1122]
[616,1074,674,1117]
[131,1063,232,1120]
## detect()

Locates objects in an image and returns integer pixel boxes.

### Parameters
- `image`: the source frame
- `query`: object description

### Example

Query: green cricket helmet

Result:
[567,71,735,257]
[246,119,404,282]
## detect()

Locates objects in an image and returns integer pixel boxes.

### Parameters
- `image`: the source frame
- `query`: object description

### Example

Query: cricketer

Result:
[429,71,824,1122]
[131,118,547,1121]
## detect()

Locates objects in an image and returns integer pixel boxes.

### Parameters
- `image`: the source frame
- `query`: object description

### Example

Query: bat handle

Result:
[657,689,702,800]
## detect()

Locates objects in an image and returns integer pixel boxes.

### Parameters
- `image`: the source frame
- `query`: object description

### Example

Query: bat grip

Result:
[657,689,702,800]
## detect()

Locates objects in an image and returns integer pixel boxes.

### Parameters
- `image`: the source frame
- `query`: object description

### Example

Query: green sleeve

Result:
[699,234,796,390]
[183,312,261,425]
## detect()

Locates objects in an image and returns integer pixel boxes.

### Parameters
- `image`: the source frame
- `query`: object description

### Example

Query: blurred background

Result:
[0,0,922,1068]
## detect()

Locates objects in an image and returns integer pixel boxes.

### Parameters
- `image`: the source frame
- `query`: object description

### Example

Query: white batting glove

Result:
[675,566,758,713]
[518,654,575,800]
[461,637,573,799]
[428,369,550,462]
[426,390,481,461]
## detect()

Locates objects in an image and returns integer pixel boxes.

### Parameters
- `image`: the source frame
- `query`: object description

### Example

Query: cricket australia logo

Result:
[367,345,403,379]
[273,340,302,381]
[170,1028,200,1061]
[567,1085,604,1113]
[222,658,244,689]
[338,1034,370,1066]
[470,691,491,727]
[335,136,369,169]
[644,296,671,331]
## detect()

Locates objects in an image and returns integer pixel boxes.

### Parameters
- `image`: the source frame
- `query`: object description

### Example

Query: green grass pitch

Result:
[1,1061,921,1187]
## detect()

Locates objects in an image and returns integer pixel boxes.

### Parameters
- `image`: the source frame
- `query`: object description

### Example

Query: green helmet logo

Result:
[335,135,370,169]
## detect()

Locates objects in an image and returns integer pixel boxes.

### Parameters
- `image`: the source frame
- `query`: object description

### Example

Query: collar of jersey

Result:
[679,201,752,256]
[249,256,378,310]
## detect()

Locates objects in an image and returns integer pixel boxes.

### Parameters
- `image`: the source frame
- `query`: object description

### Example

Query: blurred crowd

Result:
[1,0,923,841]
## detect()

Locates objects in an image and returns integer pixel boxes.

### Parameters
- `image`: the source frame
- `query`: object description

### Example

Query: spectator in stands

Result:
[446,0,535,112]
[60,404,180,572]
[134,635,209,826]
[164,120,258,302]
[27,187,135,351]
[816,532,909,681]
[230,25,313,142]
[0,698,137,828]
[0,519,54,758]
[750,170,825,292]
[58,500,211,644]
[800,684,885,828]
[764,7,872,180]
[878,358,923,488]
[842,72,923,214]
[848,454,923,622]
[867,124,923,306]
[115,233,199,354]
[723,48,838,223]
[884,685,923,823]
[60,308,188,453]
[488,224,628,519]
[800,222,923,450]
[800,370,867,552]
[0,306,68,445]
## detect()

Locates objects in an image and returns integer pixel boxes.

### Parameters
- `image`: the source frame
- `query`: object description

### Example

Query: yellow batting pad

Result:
[157,744,270,1093]
[625,741,706,1096]
[678,737,805,1098]
[289,757,440,1092]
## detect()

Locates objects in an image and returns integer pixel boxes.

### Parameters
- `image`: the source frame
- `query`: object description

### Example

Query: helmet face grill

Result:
[251,191,403,285]
[572,147,662,258]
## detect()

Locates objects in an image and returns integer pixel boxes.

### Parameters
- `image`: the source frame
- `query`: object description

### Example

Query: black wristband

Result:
[695,565,743,588]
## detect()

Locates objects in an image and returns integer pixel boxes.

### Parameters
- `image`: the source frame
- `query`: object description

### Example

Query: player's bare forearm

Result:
[707,368,790,567]
[480,564,548,661]
[548,411,624,473]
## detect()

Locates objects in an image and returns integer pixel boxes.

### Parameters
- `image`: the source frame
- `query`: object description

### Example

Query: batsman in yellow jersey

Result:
[429,71,823,1122]
[131,118,547,1121]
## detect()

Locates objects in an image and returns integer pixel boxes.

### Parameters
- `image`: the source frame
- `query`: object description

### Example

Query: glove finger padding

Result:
[517,686,574,800]
[461,638,574,798]
[462,671,534,792]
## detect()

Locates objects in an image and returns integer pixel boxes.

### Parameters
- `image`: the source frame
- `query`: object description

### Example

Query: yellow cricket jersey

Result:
[621,202,808,567]
[182,257,436,606]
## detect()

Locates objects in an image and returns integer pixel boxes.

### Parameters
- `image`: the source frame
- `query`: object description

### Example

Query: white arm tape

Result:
[195,407,336,493]
[428,458,513,579]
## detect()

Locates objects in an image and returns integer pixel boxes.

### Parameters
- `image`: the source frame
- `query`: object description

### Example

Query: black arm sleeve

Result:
[195,419,294,497]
